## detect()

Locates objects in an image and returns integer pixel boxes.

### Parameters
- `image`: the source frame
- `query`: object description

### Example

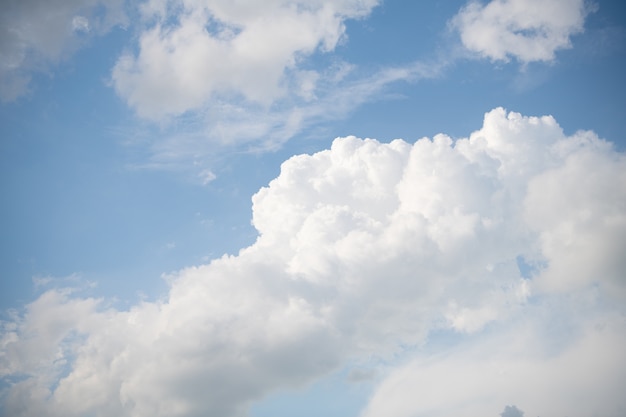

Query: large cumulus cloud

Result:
[1,108,625,416]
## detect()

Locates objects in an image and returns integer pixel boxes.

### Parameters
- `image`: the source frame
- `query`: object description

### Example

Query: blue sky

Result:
[1,1,625,416]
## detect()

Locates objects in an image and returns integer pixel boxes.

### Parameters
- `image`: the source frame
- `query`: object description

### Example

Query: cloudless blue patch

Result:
[422,326,468,353]
[340,1,465,66]
[516,255,535,280]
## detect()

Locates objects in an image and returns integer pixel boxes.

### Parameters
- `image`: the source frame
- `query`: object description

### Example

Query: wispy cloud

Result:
[0,0,127,101]
[121,57,449,177]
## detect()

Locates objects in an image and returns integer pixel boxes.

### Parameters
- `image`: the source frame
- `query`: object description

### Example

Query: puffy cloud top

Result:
[451,0,594,62]
[1,108,625,416]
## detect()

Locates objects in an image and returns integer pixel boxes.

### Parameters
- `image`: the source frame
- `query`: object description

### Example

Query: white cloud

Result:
[111,0,381,120]
[451,0,594,62]
[525,137,626,296]
[127,59,443,175]
[0,0,126,100]
[360,307,626,417]
[500,405,524,417]
[1,108,625,416]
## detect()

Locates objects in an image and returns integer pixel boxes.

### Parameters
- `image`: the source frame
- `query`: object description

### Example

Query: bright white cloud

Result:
[111,0,381,119]
[1,108,625,417]
[0,0,126,101]
[525,138,626,297]
[451,0,594,62]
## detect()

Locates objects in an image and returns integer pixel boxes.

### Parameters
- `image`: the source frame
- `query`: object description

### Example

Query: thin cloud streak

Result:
[123,57,450,176]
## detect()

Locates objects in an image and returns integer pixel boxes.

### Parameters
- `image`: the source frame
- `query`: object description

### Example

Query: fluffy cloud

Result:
[0,0,126,100]
[111,0,380,119]
[451,0,594,62]
[1,108,625,416]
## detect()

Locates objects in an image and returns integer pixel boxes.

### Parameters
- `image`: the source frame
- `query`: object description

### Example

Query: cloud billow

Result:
[1,108,625,417]
[451,0,594,63]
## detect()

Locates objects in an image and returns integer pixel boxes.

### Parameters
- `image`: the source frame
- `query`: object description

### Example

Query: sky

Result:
[1,0,625,416]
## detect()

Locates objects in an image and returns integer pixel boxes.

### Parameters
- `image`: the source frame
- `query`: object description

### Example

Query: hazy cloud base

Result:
[0,0,127,101]
[1,108,624,417]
